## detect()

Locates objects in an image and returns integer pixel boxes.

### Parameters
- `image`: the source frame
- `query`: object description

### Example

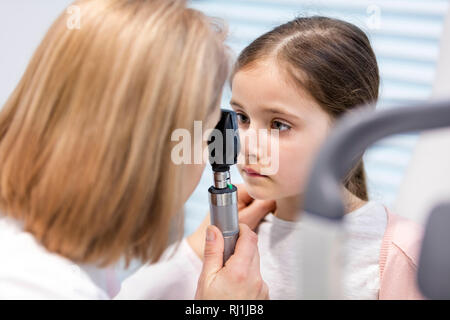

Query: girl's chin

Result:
[244,184,276,201]
[244,180,304,201]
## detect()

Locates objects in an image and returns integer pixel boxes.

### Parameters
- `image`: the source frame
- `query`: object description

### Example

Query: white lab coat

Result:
[0,216,120,299]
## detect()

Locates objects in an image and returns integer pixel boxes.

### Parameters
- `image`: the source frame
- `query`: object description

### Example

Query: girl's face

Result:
[231,59,332,201]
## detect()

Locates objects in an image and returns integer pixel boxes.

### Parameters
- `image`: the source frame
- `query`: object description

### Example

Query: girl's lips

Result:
[243,167,268,178]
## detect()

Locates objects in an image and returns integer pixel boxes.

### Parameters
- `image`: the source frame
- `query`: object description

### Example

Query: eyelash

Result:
[272,120,291,131]
[236,113,250,124]
[235,112,292,132]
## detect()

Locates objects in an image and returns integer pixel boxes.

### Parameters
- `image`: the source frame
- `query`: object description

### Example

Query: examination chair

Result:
[298,6,450,299]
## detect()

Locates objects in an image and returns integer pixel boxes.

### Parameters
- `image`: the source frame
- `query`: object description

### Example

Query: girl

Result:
[0,0,269,299]
[117,16,424,300]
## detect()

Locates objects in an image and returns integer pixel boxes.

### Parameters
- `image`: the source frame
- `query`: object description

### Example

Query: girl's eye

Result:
[236,113,250,125]
[271,120,291,132]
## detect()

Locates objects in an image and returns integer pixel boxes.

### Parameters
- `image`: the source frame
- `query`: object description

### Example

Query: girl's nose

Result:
[239,125,269,165]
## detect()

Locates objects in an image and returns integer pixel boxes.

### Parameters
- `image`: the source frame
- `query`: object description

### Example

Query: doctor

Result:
[0,0,272,299]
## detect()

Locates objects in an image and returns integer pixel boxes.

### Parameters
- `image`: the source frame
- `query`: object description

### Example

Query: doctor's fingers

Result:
[224,224,259,273]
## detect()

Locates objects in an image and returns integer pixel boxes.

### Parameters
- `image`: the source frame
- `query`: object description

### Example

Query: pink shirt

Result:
[379,209,425,299]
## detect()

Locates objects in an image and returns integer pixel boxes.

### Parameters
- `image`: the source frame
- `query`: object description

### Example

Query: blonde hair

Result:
[0,0,230,266]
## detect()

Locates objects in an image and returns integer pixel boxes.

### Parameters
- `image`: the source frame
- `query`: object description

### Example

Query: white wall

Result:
[0,1,73,106]
[394,7,450,224]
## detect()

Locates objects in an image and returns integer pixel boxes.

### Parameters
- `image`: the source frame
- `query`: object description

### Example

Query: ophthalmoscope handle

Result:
[208,184,239,265]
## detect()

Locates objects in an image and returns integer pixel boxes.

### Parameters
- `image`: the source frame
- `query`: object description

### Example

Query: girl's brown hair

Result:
[233,16,380,201]
[0,0,230,266]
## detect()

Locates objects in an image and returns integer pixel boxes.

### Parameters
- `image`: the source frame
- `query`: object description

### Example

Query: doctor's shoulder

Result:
[0,216,107,299]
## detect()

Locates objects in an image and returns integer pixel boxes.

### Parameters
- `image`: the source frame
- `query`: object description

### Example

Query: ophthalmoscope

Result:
[207,109,240,265]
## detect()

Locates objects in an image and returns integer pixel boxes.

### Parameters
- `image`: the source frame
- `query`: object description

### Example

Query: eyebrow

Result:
[230,100,302,121]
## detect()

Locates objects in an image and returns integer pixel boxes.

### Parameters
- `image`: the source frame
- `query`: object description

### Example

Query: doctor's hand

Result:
[187,184,276,260]
[195,223,269,300]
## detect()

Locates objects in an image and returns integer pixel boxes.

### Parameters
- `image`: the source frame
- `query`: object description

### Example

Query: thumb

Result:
[200,225,224,278]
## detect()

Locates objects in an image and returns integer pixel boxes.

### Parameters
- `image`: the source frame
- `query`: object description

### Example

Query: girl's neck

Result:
[273,188,367,221]
[273,194,303,222]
